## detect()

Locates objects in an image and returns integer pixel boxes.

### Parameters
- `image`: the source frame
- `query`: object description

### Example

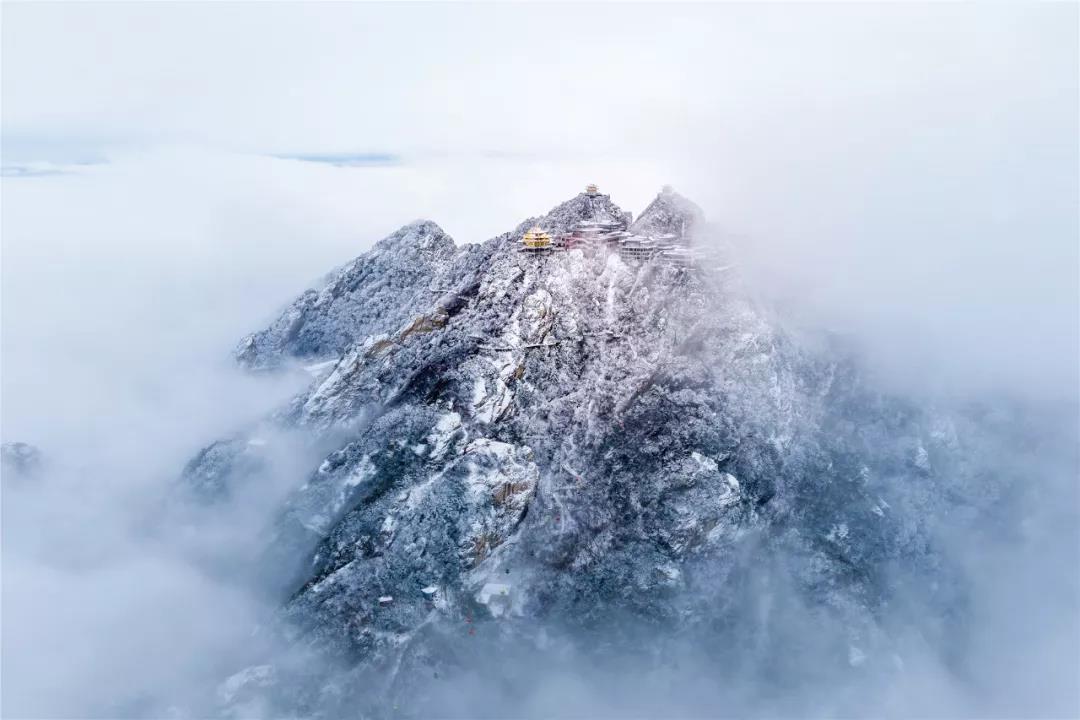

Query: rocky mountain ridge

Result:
[181,187,1026,717]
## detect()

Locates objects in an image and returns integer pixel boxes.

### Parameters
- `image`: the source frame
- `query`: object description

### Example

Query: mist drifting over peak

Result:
[3,3,1077,719]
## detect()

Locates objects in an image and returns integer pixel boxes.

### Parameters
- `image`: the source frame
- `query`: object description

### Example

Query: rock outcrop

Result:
[179,187,1030,716]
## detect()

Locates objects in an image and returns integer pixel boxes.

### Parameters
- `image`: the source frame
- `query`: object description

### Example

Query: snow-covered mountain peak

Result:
[233,186,666,371]
[371,219,454,254]
[234,219,457,371]
[184,184,1030,715]
[517,188,633,237]
[630,185,704,243]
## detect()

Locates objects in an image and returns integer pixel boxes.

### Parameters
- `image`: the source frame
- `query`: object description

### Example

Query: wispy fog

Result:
[2,1,1077,717]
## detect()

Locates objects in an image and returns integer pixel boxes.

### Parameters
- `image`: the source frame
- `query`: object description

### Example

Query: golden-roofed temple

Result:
[521,226,553,252]
[585,183,599,196]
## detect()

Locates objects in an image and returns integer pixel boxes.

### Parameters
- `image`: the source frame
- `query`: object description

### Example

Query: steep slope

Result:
[181,188,1026,716]
[629,186,705,242]
[235,220,458,371]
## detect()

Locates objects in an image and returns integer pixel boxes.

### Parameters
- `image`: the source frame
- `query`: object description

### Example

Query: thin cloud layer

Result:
[2,2,1077,717]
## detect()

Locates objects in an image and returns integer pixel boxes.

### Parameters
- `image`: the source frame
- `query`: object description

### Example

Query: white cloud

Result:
[1,3,1076,715]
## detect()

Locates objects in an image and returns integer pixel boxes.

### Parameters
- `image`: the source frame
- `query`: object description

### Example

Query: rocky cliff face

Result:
[235,220,459,371]
[630,186,704,242]
[182,188,1027,716]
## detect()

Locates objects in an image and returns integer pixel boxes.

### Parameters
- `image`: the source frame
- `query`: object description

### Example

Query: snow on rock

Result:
[427,412,462,459]
[217,665,275,705]
[914,444,931,472]
[179,435,267,502]
[476,582,513,618]
[721,472,740,493]
[303,358,339,378]
[235,221,458,371]
[182,185,1029,716]
[629,186,704,243]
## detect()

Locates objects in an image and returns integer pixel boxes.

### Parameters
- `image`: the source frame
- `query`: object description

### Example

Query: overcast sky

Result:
[5,3,1076,158]
[2,5,1078,716]
[1,4,1072,150]
[3,2,1078,405]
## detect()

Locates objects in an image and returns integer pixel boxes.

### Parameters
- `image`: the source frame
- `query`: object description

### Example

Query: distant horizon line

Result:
[272,151,401,167]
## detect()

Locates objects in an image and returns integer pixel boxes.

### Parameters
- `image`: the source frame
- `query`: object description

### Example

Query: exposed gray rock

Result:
[182,187,1037,715]
[180,436,268,503]
[630,186,704,242]
[235,220,458,371]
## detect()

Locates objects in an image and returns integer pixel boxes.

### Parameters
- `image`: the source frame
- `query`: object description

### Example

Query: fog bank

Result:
[3,1,1077,716]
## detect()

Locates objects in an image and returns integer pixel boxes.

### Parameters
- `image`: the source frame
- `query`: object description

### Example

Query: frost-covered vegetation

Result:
[174,189,1075,716]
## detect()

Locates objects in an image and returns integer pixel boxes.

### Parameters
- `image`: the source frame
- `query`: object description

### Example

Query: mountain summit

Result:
[182,185,1025,716]
[630,185,704,242]
[234,186,680,371]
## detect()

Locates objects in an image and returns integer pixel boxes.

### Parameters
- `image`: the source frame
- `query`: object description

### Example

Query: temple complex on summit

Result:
[520,183,699,268]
